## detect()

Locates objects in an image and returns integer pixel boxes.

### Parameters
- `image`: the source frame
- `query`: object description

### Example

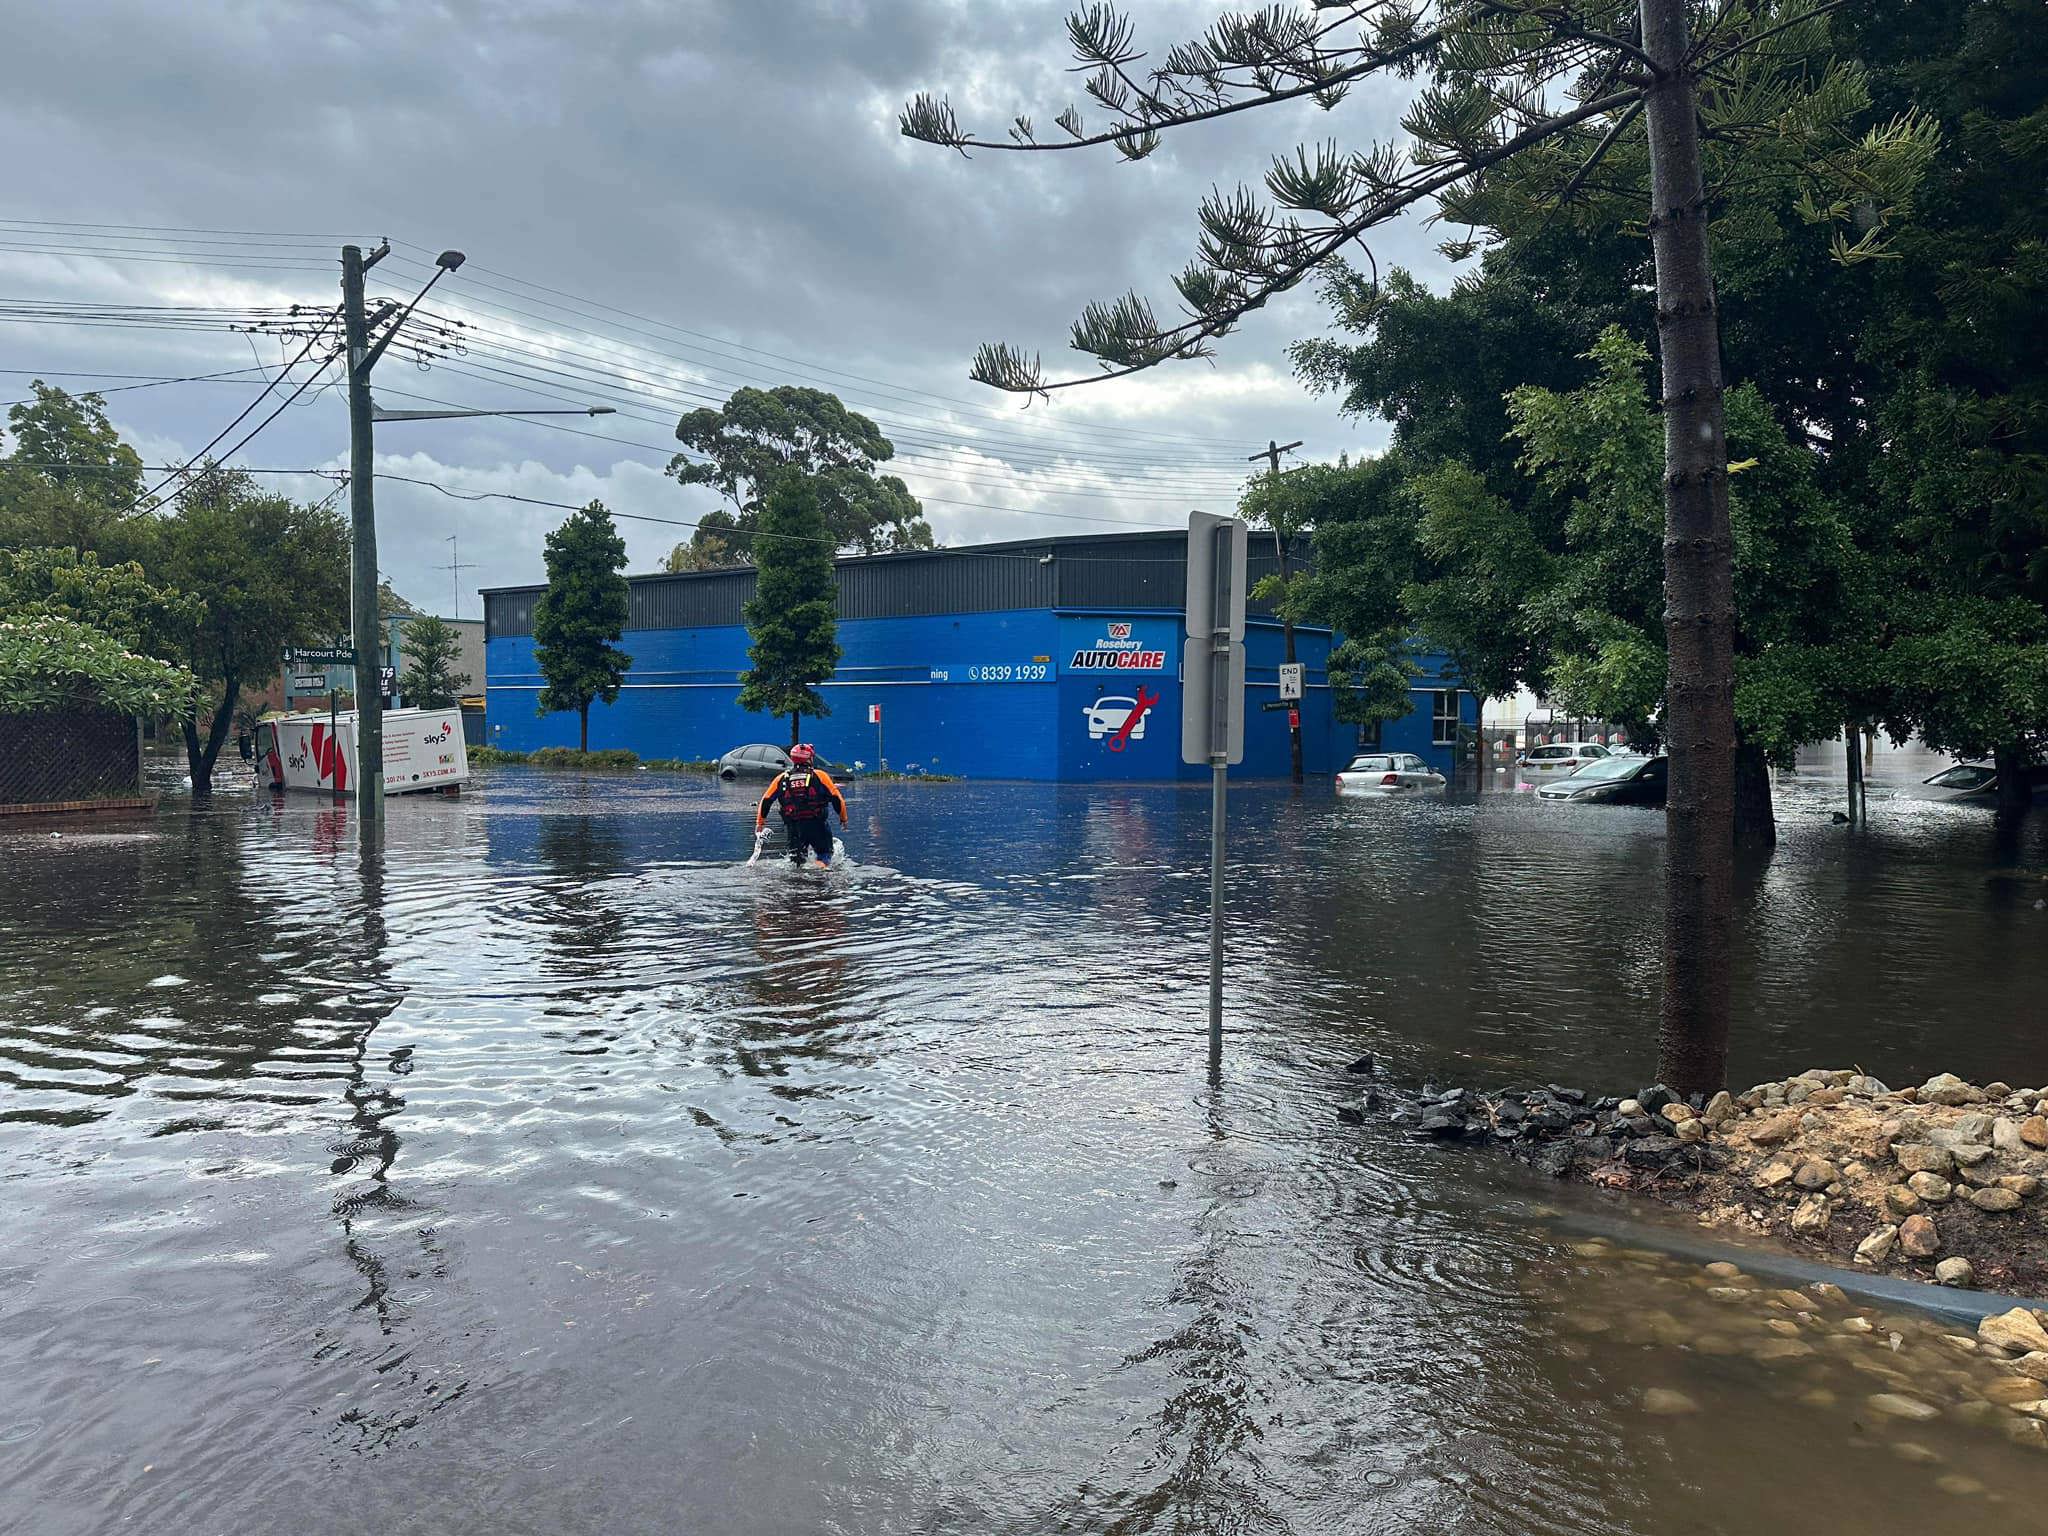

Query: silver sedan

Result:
[1335,752,1447,795]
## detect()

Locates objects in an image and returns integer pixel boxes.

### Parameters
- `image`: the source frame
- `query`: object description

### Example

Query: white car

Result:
[1515,741,1612,777]
[1336,753,1446,795]
[1082,696,1147,741]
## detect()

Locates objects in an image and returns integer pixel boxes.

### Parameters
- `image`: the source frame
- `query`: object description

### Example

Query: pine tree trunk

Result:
[1993,741,2033,821]
[1641,0,1736,1096]
[1733,740,1776,848]
[579,702,589,752]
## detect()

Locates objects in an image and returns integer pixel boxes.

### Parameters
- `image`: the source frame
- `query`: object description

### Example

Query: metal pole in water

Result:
[1206,521,1232,1083]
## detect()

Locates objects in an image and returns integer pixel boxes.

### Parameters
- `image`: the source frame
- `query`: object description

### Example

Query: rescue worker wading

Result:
[758,744,847,867]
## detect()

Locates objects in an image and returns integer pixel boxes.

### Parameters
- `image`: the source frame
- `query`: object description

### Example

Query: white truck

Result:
[253,707,469,796]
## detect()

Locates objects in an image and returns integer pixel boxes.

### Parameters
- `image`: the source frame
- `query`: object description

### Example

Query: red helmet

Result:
[788,743,816,767]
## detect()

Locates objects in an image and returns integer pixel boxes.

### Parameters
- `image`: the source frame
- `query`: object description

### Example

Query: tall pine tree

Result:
[739,476,840,745]
[533,501,631,751]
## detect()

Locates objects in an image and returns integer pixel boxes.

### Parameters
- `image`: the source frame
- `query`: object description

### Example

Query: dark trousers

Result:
[784,817,834,865]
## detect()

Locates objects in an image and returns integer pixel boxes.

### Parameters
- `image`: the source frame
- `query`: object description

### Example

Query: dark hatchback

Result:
[1537,753,1668,805]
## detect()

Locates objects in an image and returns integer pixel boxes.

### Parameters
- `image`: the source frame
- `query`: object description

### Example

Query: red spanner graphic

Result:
[1107,684,1159,752]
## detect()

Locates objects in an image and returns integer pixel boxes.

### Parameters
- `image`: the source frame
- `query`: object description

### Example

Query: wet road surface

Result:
[2,768,2043,1533]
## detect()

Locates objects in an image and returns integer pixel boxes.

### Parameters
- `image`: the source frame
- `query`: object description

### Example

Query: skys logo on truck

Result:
[1070,621,1165,671]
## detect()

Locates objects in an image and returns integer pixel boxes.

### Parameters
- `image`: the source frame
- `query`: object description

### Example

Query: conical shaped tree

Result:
[533,500,631,751]
[739,476,840,745]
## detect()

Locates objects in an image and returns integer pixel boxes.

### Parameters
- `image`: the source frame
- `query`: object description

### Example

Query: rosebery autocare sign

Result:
[1069,621,1167,672]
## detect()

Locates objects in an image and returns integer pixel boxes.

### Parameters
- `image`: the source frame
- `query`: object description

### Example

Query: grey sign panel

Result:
[1181,636,1245,766]
[1183,512,1247,641]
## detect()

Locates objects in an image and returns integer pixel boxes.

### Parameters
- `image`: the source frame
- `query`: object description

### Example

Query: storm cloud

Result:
[1,0,1450,608]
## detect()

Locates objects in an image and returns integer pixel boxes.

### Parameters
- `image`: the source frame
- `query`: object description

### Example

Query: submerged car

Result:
[1336,753,1446,795]
[717,743,792,780]
[1924,761,2048,803]
[1515,741,1612,778]
[1538,753,1669,805]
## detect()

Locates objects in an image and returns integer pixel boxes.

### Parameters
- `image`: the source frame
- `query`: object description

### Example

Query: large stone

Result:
[1659,1101,1696,1125]
[1898,1213,1941,1258]
[1934,1257,1976,1287]
[1866,1393,1942,1421]
[1967,1185,2022,1213]
[1616,1098,1641,1116]
[1846,1074,1890,1096]
[1750,1112,1802,1145]
[1894,1143,1955,1175]
[2010,1353,2048,1383]
[1791,1194,1831,1237]
[1793,1158,1838,1190]
[1920,1072,1982,1106]
[1702,1090,1736,1127]
[1884,1185,1923,1216]
[1980,1307,2048,1354]
[1996,1175,2041,1197]
[1754,1159,1796,1190]
[1702,1261,1744,1280]
[1906,1172,1953,1203]
[1752,1338,1815,1363]
[1982,1376,2048,1406]
[1951,1112,1997,1143]
[1993,1118,2027,1154]
[1641,1387,1701,1415]
[1854,1225,1899,1265]
[1951,1142,1994,1167]
[1674,1117,1705,1144]
[2022,1116,2048,1150]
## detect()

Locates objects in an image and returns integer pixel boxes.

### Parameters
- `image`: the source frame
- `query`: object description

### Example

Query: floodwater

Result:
[2,763,2044,1535]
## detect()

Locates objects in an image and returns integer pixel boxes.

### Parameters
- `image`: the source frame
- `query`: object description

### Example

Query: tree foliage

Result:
[902,2,1930,396]
[0,614,197,718]
[0,384,153,557]
[738,476,841,742]
[0,545,200,661]
[399,615,471,710]
[533,501,632,752]
[670,386,932,565]
[151,466,351,791]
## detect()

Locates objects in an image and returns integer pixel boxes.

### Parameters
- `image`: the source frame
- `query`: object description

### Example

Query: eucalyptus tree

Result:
[902,0,1932,1091]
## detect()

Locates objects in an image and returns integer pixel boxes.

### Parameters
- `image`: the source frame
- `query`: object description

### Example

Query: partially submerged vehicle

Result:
[1923,760,2048,804]
[253,708,469,796]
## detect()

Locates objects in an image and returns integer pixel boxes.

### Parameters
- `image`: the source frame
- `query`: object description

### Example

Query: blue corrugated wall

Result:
[486,606,1473,781]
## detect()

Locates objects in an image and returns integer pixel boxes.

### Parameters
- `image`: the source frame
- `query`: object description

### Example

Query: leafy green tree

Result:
[670,386,931,565]
[533,501,632,751]
[0,614,196,719]
[903,1,1931,1092]
[150,466,350,792]
[663,531,734,572]
[0,383,153,556]
[1406,330,1869,842]
[739,476,841,745]
[1848,0,2046,816]
[0,546,199,662]
[398,615,471,710]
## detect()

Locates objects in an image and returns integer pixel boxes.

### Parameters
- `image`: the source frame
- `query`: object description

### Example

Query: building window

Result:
[1431,689,1461,746]
[1356,717,1382,748]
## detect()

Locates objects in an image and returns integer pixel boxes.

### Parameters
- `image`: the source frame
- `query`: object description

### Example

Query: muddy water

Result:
[1,771,2043,1534]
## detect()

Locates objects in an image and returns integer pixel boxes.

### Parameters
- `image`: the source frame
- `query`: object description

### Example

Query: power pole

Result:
[342,243,386,846]
[340,241,475,850]
[1247,438,1304,783]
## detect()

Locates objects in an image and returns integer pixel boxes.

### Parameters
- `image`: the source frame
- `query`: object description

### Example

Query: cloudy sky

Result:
[1,0,1453,616]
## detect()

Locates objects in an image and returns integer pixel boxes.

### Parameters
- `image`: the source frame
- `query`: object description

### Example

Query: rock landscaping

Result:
[1345,1063,2048,1297]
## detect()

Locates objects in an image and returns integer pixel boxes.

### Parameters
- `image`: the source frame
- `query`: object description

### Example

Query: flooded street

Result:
[3,769,2044,1534]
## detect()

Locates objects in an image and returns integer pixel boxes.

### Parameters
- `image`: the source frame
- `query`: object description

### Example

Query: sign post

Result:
[869,702,884,772]
[1182,510,1247,1083]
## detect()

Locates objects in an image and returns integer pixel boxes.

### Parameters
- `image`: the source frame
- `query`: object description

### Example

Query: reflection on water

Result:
[1,771,2042,1535]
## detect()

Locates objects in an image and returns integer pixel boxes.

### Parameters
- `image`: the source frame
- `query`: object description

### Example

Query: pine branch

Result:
[967,86,1643,394]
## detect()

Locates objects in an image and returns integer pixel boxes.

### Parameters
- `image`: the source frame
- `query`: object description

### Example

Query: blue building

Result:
[482,530,1476,781]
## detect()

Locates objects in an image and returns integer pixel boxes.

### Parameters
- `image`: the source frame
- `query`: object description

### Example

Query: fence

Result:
[0,708,144,811]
